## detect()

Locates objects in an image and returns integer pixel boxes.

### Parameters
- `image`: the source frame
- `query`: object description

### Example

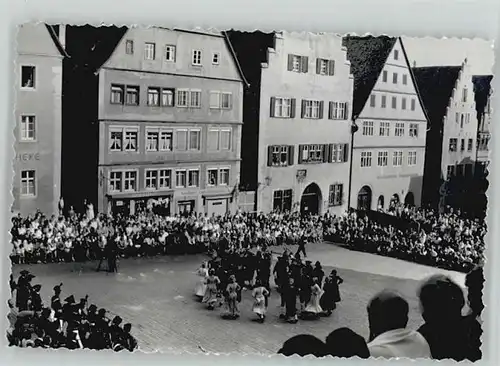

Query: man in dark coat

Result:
[121,323,138,352]
[282,277,299,323]
[30,284,43,312]
[51,283,63,309]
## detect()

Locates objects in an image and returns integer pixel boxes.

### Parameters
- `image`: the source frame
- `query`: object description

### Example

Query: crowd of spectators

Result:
[7,270,138,351]
[278,266,484,361]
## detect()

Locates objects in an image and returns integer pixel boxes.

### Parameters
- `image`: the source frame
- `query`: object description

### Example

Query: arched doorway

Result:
[377,195,385,210]
[357,186,372,210]
[390,194,400,208]
[300,183,322,215]
[404,192,415,206]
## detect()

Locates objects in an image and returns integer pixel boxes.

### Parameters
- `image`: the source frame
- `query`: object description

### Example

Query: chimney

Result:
[59,24,66,50]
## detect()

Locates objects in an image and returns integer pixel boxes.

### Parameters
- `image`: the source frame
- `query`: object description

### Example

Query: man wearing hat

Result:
[16,271,34,311]
[62,295,76,322]
[30,284,43,312]
[51,283,63,309]
[121,323,138,352]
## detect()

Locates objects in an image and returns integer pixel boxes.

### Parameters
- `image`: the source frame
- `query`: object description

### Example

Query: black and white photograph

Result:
[7,23,493,361]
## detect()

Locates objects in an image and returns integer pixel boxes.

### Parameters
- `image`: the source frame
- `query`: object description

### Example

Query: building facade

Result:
[13,24,66,216]
[472,75,493,165]
[344,37,428,211]
[255,32,354,215]
[96,28,246,216]
[413,60,479,209]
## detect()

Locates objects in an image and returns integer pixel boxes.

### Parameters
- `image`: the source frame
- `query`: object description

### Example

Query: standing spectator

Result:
[367,290,431,358]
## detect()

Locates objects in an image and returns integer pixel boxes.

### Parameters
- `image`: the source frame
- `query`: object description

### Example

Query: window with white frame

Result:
[328,184,343,206]
[300,144,324,163]
[125,86,139,105]
[21,66,36,89]
[212,52,220,64]
[165,45,176,62]
[329,102,348,120]
[272,97,292,117]
[362,121,374,136]
[221,93,232,109]
[395,122,405,137]
[124,130,138,151]
[468,138,473,152]
[209,91,221,109]
[125,40,134,55]
[176,170,187,187]
[273,189,293,212]
[411,98,416,111]
[401,97,407,110]
[109,171,122,192]
[147,87,160,106]
[392,73,398,84]
[161,88,175,107]
[20,170,36,196]
[408,151,417,166]
[379,122,390,136]
[449,138,458,152]
[192,50,202,65]
[110,85,124,104]
[382,70,388,82]
[331,144,345,163]
[123,171,137,191]
[176,130,188,150]
[402,74,408,85]
[303,100,321,119]
[176,89,189,107]
[219,168,230,185]
[377,151,388,166]
[146,130,159,151]
[409,123,418,137]
[20,115,36,141]
[288,54,308,73]
[208,129,219,151]
[159,130,173,151]
[158,169,172,189]
[270,145,293,166]
[145,170,158,189]
[109,128,139,152]
[144,43,156,60]
[188,169,199,187]
[370,94,376,107]
[381,95,387,108]
[360,151,372,167]
[207,168,218,186]
[392,151,403,166]
[208,129,231,151]
[189,90,202,108]
[189,130,201,150]
[391,96,397,109]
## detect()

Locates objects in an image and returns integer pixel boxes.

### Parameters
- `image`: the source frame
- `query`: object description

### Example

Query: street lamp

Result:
[347,120,359,209]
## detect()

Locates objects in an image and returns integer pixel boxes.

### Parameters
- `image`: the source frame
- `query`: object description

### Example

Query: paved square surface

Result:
[10,243,432,355]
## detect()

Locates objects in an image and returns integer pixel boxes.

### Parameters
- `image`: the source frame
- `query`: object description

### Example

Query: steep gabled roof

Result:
[412,66,461,127]
[472,74,493,117]
[45,24,70,58]
[342,36,397,119]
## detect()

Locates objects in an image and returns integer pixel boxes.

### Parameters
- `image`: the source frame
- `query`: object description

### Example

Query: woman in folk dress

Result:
[194,262,209,299]
[202,269,220,310]
[304,277,324,319]
[252,280,270,323]
[224,275,241,319]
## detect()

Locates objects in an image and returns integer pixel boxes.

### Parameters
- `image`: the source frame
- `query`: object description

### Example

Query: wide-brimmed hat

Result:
[20,270,30,276]
[64,295,75,304]
[53,283,63,292]
[33,284,42,291]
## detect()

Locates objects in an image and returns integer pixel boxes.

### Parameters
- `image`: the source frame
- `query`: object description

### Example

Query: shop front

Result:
[106,191,174,216]
[203,193,233,217]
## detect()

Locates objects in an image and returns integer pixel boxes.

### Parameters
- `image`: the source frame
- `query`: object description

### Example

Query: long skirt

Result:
[252,296,267,315]
[304,293,323,314]
[194,278,207,297]
[202,286,218,305]
[225,296,239,316]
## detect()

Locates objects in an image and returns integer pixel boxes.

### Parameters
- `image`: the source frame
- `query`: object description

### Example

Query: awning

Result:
[107,190,174,200]
[202,192,233,200]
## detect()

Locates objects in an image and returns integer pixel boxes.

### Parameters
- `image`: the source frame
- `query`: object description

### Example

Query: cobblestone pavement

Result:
[10,242,443,355]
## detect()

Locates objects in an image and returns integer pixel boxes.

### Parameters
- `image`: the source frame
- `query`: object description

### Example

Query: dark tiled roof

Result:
[472,75,493,117]
[343,36,397,118]
[45,24,70,58]
[412,66,461,127]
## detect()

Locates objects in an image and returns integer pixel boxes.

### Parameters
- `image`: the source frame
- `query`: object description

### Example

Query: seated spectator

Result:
[325,327,369,358]
[367,290,431,358]
[417,274,481,361]
[278,334,328,357]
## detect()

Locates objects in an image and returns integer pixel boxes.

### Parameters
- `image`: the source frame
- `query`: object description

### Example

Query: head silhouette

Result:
[326,327,370,358]
[418,275,465,324]
[465,266,484,317]
[278,334,327,357]
[367,290,409,342]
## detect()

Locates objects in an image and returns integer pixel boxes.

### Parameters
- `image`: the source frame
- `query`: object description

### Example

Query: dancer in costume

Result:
[194,262,209,299]
[202,269,220,310]
[251,280,270,323]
